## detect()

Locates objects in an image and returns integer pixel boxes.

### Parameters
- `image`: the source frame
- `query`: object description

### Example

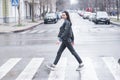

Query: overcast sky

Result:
[70,0,78,5]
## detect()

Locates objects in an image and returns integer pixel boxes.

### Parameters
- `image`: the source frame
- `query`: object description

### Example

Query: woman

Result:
[118,59,120,65]
[47,11,84,71]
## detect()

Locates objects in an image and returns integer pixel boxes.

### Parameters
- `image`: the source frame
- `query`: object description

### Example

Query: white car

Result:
[89,13,96,21]
[83,12,91,19]
[94,11,110,24]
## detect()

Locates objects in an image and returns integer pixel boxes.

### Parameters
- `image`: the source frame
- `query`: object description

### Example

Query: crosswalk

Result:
[19,29,57,34]
[16,58,44,80]
[0,58,21,79]
[0,57,120,80]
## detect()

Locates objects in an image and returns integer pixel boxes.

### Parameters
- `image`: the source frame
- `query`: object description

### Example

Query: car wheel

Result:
[44,22,47,24]
[95,21,98,24]
[54,21,56,24]
[55,20,58,23]
[108,21,110,25]
[105,21,107,24]
[105,21,110,25]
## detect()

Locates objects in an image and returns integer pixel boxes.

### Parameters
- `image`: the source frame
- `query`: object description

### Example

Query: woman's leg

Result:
[64,41,82,64]
[53,42,66,65]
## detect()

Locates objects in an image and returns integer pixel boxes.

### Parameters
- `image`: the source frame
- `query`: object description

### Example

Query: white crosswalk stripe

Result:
[0,57,120,80]
[47,29,57,33]
[102,57,120,80]
[80,57,99,80]
[16,58,44,80]
[29,30,39,33]
[20,29,55,34]
[48,57,67,80]
[37,30,46,33]
[0,58,21,79]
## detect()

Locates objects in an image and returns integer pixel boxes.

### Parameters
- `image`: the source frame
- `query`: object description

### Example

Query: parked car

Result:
[83,12,91,19]
[78,10,85,17]
[94,11,110,24]
[56,12,62,19]
[89,13,96,21]
[44,13,58,24]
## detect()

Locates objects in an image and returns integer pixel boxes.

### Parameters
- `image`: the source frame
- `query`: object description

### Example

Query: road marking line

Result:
[102,57,120,80]
[80,57,99,80]
[47,30,56,33]
[38,30,46,33]
[29,30,39,33]
[16,58,44,80]
[0,58,21,79]
[48,57,67,80]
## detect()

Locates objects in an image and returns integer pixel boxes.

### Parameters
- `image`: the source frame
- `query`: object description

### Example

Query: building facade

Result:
[0,0,56,24]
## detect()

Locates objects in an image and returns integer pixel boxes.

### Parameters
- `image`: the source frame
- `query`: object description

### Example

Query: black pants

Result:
[118,59,120,64]
[53,41,82,65]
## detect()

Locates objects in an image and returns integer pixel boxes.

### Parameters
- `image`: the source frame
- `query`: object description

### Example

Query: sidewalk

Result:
[110,16,120,26]
[0,20,44,34]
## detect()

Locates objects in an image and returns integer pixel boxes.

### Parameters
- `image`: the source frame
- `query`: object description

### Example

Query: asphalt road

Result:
[0,13,120,80]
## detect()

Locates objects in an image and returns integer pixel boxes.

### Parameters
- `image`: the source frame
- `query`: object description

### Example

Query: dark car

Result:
[94,11,110,24]
[44,13,58,24]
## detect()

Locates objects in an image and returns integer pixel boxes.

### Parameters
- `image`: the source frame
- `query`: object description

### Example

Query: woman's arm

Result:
[61,20,71,40]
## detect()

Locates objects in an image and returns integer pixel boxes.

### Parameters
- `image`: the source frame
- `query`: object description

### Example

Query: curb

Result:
[13,22,44,33]
[0,22,44,34]
[110,21,120,26]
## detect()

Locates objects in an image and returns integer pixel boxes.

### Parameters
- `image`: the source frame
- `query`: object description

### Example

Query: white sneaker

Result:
[46,64,56,71]
[76,63,84,71]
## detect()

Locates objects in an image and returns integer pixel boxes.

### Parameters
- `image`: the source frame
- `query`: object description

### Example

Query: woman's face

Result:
[61,13,67,19]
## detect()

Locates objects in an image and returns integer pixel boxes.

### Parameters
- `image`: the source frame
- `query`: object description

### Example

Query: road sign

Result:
[11,0,19,6]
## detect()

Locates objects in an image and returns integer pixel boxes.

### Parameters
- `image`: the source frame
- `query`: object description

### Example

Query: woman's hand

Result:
[71,42,74,45]
[56,40,61,45]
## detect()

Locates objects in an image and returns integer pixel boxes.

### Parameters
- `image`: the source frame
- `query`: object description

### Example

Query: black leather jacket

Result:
[58,20,74,42]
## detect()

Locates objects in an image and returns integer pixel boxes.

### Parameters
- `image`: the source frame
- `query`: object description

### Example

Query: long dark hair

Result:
[63,11,72,26]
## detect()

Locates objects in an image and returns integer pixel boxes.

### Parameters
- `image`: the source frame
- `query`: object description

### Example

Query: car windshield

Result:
[85,12,91,15]
[97,12,108,17]
[46,13,56,17]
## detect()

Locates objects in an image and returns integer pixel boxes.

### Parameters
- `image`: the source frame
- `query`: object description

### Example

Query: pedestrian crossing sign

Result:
[11,0,19,6]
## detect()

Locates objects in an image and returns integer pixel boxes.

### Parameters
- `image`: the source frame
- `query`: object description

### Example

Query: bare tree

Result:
[46,0,49,12]
[39,0,42,19]
[31,0,35,22]
[18,0,21,25]
[116,0,119,20]
[42,0,46,18]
